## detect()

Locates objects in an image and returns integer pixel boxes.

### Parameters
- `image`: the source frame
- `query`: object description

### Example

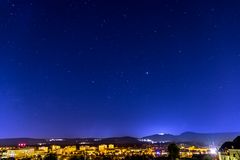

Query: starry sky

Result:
[1,0,240,138]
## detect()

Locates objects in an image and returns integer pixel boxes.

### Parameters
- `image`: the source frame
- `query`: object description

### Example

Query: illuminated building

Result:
[63,146,77,155]
[219,136,240,160]
[108,144,114,149]
[219,149,240,160]
[4,148,35,159]
[98,144,108,153]
[38,146,48,153]
[52,145,61,151]
[80,145,90,151]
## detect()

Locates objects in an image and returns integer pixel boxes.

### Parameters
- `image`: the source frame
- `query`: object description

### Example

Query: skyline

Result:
[2,131,240,139]
[1,0,240,138]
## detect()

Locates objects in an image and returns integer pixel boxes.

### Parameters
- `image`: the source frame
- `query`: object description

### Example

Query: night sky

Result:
[1,0,240,138]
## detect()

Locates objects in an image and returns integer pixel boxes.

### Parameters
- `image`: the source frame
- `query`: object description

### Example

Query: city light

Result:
[209,148,217,155]
[18,143,26,148]
[158,133,165,136]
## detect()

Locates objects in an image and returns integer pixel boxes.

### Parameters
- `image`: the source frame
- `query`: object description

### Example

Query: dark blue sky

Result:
[1,0,240,138]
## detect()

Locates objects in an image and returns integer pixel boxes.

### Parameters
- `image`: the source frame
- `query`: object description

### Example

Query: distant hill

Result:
[0,138,46,146]
[143,132,240,146]
[1,132,239,147]
[100,136,140,144]
[0,137,143,147]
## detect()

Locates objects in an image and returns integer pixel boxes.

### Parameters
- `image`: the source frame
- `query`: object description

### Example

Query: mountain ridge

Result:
[143,132,240,146]
[0,132,239,147]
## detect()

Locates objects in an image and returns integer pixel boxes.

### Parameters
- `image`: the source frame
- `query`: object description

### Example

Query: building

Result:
[219,136,240,160]
[99,144,108,153]
[108,144,114,149]
[38,146,48,153]
[80,145,90,151]
[3,148,35,159]
[52,145,61,151]
[63,146,77,155]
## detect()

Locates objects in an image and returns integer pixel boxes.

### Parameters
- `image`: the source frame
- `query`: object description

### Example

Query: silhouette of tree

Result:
[192,154,213,160]
[36,155,43,160]
[167,143,180,160]
[101,155,112,160]
[6,158,15,160]
[155,157,169,160]
[124,155,153,160]
[43,153,58,160]
[69,155,85,160]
